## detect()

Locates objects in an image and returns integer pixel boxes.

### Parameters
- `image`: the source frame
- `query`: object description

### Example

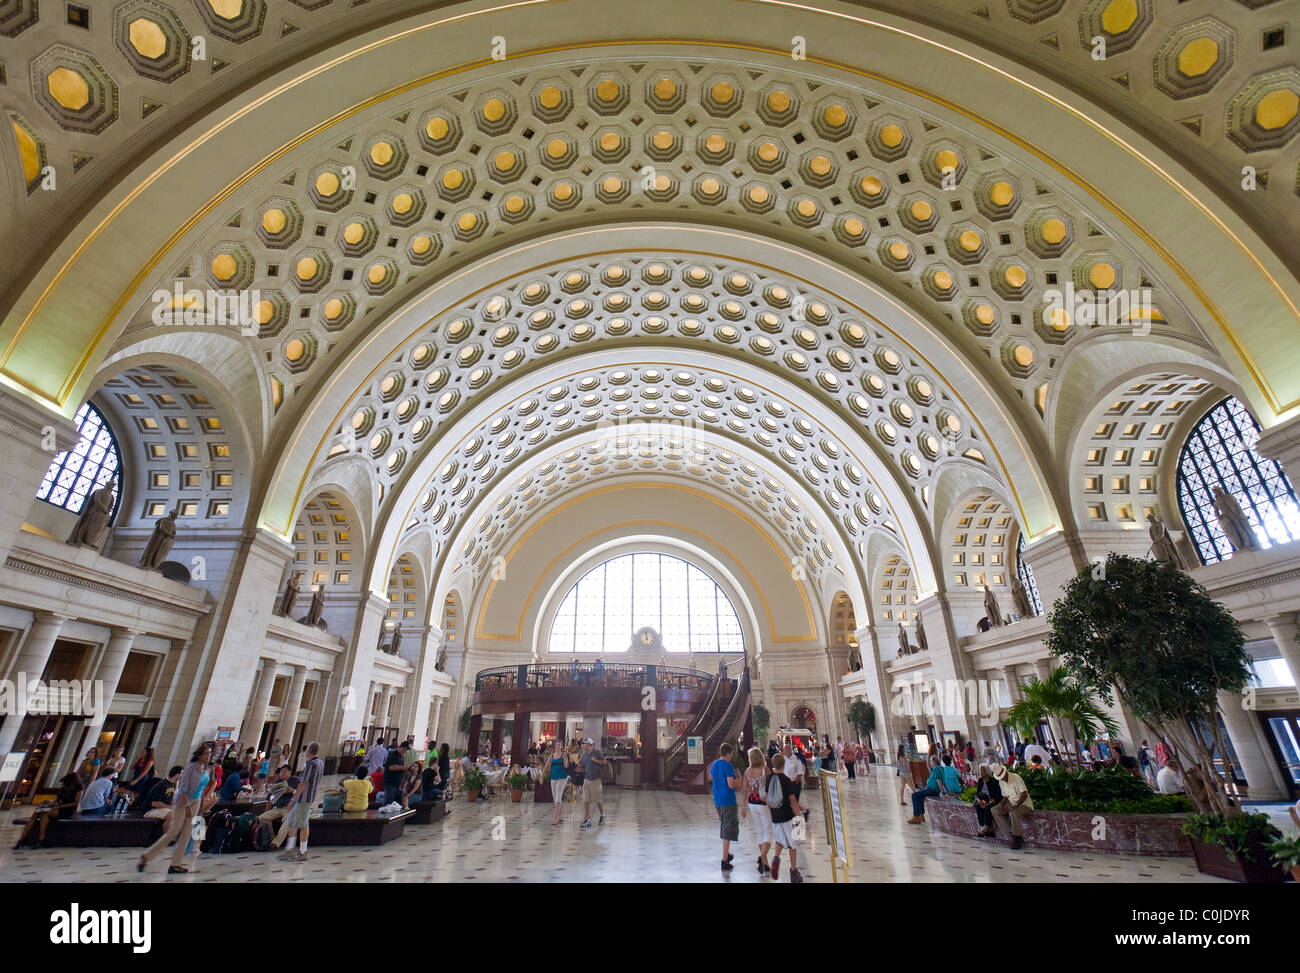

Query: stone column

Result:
[1216,689,1289,800]
[398,625,442,745]
[468,713,482,758]
[317,591,388,753]
[0,388,77,565]
[489,718,504,759]
[511,711,531,765]
[379,685,397,733]
[1256,413,1300,480]
[241,661,277,754]
[430,698,444,747]
[1264,614,1300,690]
[0,612,69,756]
[77,627,141,758]
[278,665,309,747]
[914,592,981,743]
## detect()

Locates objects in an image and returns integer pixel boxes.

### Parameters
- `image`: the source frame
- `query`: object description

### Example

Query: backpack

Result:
[765,773,784,809]
[250,822,272,852]
[233,812,256,852]
[201,810,233,854]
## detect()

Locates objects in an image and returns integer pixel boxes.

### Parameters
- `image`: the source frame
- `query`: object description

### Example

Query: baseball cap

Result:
[582,738,594,744]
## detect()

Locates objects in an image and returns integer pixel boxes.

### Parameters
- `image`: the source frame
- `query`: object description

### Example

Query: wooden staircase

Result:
[663,668,751,793]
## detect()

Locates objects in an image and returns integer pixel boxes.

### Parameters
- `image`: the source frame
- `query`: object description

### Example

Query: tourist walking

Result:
[708,743,741,872]
[767,753,804,883]
[279,741,324,861]
[782,744,809,825]
[744,747,773,874]
[549,743,571,825]
[138,744,210,875]
[896,742,912,806]
[843,740,857,779]
[579,738,606,827]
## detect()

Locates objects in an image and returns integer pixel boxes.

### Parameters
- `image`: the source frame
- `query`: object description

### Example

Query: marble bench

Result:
[306,808,414,845]
[924,796,1192,856]
[408,799,450,825]
[38,814,165,848]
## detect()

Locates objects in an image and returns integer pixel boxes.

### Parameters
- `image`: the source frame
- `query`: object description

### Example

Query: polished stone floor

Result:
[0,770,1237,883]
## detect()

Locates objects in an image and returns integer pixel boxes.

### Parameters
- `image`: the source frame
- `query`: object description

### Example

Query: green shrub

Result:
[1014,766,1189,814]
[958,786,977,804]
[1268,833,1300,871]
[1182,812,1283,864]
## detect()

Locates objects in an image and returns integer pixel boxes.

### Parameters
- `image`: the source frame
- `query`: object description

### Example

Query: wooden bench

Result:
[408,799,450,825]
[39,814,165,848]
[306,808,414,845]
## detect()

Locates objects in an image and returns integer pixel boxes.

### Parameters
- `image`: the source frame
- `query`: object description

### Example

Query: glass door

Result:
[1260,710,1300,799]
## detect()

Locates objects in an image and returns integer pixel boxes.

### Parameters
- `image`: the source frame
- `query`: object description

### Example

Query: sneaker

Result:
[277,848,300,860]
[598,814,605,825]
[770,856,781,880]
[720,859,733,871]
[581,819,591,828]
[790,868,803,884]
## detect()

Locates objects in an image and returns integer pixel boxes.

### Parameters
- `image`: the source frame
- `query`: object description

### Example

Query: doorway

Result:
[1259,709,1300,799]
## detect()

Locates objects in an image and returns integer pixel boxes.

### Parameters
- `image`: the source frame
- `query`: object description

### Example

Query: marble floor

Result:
[0,772,1234,883]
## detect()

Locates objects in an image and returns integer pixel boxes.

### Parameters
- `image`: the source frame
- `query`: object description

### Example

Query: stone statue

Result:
[389,625,402,656]
[897,622,910,657]
[138,508,177,570]
[435,646,448,672]
[1010,575,1034,619]
[1147,513,1186,569]
[1212,486,1257,553]
[300,585,326,629]
[277,572,302,618]
[915,613,929,651]
[983,585,1004,627]
[66,478,117,548]
[848,645,862,671]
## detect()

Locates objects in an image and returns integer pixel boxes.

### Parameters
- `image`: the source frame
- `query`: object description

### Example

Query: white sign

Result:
[687,736,704,765]
[821,770,850,868]
[1,751,26,784]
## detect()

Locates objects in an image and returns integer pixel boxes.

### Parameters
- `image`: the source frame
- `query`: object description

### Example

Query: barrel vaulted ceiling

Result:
[2,0,1297,626]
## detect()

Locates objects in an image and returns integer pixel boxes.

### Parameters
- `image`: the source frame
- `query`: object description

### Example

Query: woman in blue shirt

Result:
[548,743,571,825]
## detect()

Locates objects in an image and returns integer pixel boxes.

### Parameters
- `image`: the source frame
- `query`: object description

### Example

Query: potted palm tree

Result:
[462,765,487,803]
[507,771,529,803]
[847,700,877,759]
[1006,666,1118,770]
[751,704,771,745]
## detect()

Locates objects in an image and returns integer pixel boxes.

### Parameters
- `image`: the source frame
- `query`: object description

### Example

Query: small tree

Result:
[847,700,877,750]
[1006,666,1118,770]
[458,706,473,736]
[751,703,771,743]
[1047,553,1250,816]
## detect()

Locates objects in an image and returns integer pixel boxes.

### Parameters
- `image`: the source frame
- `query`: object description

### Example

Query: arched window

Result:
[1015,535,1043,616]
[1176,396,1300,565]
[36,402,122,516]
[548,552,744,654]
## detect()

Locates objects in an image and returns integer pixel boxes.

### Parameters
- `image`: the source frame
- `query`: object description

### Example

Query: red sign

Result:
[542,721,557,737]
[607,722,628,737]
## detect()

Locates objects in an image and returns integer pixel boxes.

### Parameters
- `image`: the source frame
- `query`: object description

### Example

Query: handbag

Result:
[322,792,345,813]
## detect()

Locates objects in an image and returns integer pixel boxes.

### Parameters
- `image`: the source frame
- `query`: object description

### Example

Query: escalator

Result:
[662,668,751,793]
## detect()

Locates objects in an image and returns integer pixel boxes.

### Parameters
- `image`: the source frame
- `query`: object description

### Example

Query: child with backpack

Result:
[767,753,805,883]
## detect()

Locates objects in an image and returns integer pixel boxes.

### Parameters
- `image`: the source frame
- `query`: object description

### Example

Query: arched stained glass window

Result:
[35,402,122,515]
[1015,535,1043,617]
[548,552,744,654]
[1176,397,1300,565]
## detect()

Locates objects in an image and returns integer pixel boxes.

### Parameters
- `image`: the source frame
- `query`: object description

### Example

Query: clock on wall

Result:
[630,626,663,652]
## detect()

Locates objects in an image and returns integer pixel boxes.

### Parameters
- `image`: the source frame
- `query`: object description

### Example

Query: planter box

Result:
[1188,837,1286,883]
[926,797,1194,856]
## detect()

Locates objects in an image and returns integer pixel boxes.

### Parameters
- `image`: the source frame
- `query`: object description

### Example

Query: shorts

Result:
[285,802,312,831]
[716,804,740,841]
[772,817,800,848]
[747,802,772,844]
[581,778,603,805]
[551,778,567,802]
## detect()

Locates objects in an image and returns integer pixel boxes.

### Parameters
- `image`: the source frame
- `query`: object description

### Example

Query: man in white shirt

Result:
[364,738,388,775]
[782,744,809,822]
[990,763,1033,849]
[1156,762,1183,795]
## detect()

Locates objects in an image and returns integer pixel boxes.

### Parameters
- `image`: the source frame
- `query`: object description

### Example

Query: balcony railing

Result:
[474,662,714,694]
